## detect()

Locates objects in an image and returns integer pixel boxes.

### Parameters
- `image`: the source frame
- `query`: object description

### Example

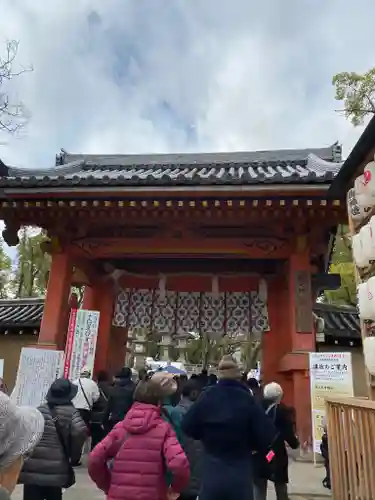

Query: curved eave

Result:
[328,115,375,197]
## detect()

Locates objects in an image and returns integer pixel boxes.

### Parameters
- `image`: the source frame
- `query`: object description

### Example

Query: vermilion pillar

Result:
[90,282,116,375]
[262,275,293,395]
[279,249,315,446]
[39,252,73,350]
[82,285,95,309]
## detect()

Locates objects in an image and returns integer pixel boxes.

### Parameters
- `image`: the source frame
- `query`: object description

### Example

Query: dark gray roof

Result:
[314,302,360,339]
[0,298,44,329]
[0,144,343,189]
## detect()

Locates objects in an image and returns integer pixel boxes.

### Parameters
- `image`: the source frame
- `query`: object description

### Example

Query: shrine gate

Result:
[0,145,346,443]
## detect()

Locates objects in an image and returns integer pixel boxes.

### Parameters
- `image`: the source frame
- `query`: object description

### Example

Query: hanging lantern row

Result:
[348,154,375,379]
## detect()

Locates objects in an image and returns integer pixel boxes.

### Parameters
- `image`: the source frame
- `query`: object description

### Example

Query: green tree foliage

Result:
[241,340,261,372]
[14,229,51,297]
[333,68,375,126]
[185,337,204,365]
[325,225,356,306]
[145,331,161,359]
[185,333,261,369]
[185,336,227,366]
[0,237,11,298]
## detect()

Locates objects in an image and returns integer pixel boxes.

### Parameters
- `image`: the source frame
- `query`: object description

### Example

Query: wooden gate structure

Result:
[0,145,346,443]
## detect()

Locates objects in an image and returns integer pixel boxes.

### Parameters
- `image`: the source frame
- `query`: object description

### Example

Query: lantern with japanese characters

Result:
[354,160,375,208]
[347,187,370,223]
[358,278,375,320]
[363,337,375,376]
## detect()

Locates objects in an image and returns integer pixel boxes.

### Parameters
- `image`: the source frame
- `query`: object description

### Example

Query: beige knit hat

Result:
[217,355,242,380]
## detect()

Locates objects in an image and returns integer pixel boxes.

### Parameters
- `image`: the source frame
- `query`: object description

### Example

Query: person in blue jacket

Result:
[181,355,276,500]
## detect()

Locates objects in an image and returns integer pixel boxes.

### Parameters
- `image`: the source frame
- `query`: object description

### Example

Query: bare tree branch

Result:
[0,40,32,134]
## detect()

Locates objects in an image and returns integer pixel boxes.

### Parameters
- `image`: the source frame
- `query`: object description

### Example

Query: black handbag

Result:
[48,405,76,488]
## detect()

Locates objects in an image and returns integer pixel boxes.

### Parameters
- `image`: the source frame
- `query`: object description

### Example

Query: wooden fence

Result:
[326,397,375,499]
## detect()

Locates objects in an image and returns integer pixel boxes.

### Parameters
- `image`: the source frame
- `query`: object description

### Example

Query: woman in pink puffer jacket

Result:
[88,374,190,500]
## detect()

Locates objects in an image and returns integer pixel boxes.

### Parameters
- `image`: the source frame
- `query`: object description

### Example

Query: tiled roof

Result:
[0,145,343,189]
[0,298,44,329]
[314,303,360,339]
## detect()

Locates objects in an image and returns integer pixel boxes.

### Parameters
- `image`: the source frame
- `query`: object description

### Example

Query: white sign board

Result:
[309,352,354,453]
[11,348,64,407]
[0,359,3,379]
[64,309,100,380]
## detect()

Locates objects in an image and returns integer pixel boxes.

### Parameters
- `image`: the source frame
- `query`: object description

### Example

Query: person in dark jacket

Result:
[138,368,148,382]
[320,423,331,490]
[247,378,262,401]
[181,355,276,500]
[19,378,87,500]
[207,374,217,386]
[102,367,135,432]
[90,371,112,450]
[175,379,203,500]
[253,382,299,500]
[198,369,208,389]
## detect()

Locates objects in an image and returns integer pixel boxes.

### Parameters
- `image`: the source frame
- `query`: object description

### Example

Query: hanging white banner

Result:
[64,309,100,380]
[11,348,64,407]
[309,352,354,453]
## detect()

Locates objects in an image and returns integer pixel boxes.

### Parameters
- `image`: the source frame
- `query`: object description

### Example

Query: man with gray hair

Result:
[253,382,299,500]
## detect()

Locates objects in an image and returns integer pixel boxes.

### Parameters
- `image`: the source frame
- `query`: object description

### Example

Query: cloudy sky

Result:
[0,0,374,170]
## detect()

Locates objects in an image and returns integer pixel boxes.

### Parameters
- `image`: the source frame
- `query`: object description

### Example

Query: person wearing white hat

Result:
[0,392,44,499]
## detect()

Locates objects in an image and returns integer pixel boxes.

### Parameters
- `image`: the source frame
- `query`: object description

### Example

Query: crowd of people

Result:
[0,355,311,500]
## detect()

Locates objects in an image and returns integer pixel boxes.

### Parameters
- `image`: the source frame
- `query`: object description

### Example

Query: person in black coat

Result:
[253,382,299,500]
[182,355,277,500]
[90,371,112,450]
[19,378,87,500]
[320,424,331,490]
[102,367,135,432]
[247,378,262,401]
[175,379,204,500]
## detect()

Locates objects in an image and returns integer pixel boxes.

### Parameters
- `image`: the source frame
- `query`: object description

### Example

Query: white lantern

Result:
[352,233,369,268]
[355,161,375,208]
[363,337,375,376]
[360,221,375,264]
[358,279,375,320]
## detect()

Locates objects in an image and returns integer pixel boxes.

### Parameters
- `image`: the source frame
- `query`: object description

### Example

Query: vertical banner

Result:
[64,309,100,380]
[309,352,354,453]
[11,348,64,407]
[64,309,78,378]
[0,359,3,378]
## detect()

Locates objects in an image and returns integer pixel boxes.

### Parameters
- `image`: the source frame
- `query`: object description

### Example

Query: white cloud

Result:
[0,0,374,168]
